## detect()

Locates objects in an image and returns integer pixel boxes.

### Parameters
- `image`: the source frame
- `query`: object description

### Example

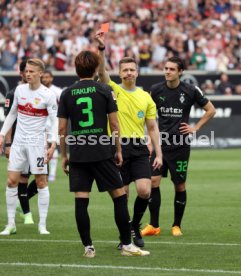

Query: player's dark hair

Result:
[43,70,53,77]
[19,59,27,72]
[167,56,185,71]
[75,51,100,78]
[119,57,137,69]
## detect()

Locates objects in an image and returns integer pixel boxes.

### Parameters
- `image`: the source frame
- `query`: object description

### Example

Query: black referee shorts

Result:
[69,159,123,192]
[151,146,190,185]
[120,139,151,185]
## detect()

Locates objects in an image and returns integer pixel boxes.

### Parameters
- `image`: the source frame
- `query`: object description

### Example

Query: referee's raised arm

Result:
[95,30,110,84]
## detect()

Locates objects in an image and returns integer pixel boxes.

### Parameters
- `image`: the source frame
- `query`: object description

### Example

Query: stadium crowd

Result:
[0,0,240,74]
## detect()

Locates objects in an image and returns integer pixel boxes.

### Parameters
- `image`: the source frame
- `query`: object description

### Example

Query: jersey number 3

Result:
[76,97,94,127]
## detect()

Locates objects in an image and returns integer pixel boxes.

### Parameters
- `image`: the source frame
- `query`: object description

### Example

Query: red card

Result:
[101,23,109,33]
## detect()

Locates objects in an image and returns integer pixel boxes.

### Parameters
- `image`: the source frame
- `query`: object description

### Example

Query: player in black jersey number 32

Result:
[141,56,216,237]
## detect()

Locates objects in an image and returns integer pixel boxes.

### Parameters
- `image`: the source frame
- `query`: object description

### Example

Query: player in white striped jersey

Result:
[41,70,62,182]
[0,58,58,235]
[41,71,62,104]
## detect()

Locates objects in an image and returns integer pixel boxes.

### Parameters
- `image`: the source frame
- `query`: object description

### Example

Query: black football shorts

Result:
[69,159,123,192]
[120,140,151,185]
[151,146,190,185]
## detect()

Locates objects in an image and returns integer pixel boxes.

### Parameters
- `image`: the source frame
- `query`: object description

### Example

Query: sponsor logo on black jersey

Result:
[159,96,166,102]
[159,106,183,115]
[179,93,185,103]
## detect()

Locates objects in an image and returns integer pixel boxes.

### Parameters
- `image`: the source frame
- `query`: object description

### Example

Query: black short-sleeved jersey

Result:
[58,80,118,162]
[151,81,208,149]
[4,88,17,139]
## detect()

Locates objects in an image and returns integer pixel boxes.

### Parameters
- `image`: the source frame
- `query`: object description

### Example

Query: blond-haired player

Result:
[0,58,57,235]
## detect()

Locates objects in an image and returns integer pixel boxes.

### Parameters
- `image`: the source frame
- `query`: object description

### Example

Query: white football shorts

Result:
[8,144,48,175]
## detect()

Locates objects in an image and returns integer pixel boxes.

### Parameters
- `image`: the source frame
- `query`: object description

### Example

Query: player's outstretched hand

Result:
[179,122,197,135]
[62,157,69,176]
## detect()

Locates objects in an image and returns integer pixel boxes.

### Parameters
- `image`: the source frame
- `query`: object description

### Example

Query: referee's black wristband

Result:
[98,45,105,51]
[5,143,12,147]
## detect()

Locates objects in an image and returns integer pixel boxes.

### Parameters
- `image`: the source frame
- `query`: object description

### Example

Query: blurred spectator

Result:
[0,39,17,70]
[124,47,138,61]
[54,41,67,71]
[190,46,207,70]
[151,35,167,70]
[202,79,216,95]
[216,72,236,95]
[235,84,241,95]
[203,42,218,71]
[216,50,229,72]
[138,43,152,74]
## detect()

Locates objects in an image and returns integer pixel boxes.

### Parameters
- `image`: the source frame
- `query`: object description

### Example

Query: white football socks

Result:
[38,186,50,227]
[6,186,18,227]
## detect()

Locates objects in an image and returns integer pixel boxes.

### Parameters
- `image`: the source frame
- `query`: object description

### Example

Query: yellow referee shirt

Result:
[108,80,156,138]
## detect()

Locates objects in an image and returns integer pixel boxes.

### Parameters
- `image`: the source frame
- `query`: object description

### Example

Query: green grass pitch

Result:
[0,148,240,275]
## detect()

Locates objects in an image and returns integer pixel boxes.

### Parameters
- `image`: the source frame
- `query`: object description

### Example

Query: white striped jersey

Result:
[11,83,57,146]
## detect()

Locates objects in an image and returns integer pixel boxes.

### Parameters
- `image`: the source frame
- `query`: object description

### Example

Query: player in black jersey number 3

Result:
[58,51,150,258]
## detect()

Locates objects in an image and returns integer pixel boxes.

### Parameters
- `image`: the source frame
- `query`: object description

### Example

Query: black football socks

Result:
[149,187,161,228]
[75,198,92,246]
[113,194,131,245]
[18,183,30,214]
[173,190,187,227]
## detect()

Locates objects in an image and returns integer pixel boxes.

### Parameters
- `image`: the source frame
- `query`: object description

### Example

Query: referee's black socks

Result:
[132,196,149,228]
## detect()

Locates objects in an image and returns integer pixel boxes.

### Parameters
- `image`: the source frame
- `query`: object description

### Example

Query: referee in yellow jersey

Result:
[95,31,162,249]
